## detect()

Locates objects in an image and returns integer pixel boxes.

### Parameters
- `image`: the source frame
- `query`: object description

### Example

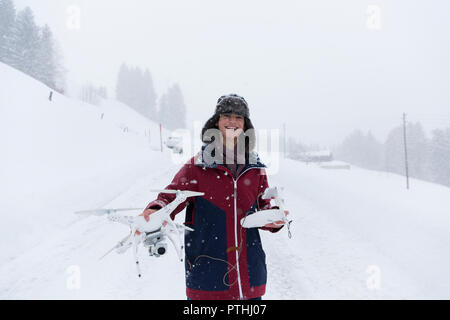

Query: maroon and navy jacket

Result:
[145,147,281,300]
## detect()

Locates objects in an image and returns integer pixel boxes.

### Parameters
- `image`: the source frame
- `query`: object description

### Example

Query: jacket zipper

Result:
[230,166,261,300]
[233,178,243,300]
[214,165,263,300]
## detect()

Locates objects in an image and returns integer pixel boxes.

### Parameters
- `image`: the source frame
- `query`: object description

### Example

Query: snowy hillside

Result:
[0,62,169,264]
[1,62,450,299]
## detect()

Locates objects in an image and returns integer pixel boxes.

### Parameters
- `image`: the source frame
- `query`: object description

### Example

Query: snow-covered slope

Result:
[1,62,450,299]
[0,62,170,264]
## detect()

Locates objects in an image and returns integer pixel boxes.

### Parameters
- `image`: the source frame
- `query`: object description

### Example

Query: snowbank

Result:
[0,62,170,264]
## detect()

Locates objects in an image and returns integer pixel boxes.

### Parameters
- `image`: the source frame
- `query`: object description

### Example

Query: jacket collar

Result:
[194,144,266,171]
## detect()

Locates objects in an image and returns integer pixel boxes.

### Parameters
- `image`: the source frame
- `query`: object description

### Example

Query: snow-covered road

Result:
[3,155,448,299]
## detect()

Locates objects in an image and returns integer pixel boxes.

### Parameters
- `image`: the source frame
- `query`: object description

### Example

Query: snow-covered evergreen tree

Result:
[35,24,56,89]
[0,0,16,63]
[334,129,383,170]
[52,40,67,94]
[429,128,450,187]
[116,63,129,104]
[158,92,170,128]
[142,68,157,120]
[384,126,404,175]
[384,122,430,180]
[128,66,141,114]
[364,131,384,170]
[406,122,429,181]
[168,83,186,129]
[116,63,158,121]
[80,83,106,106]
[1,2,65,92]
[158,83,187,130]
[8,7,40,78]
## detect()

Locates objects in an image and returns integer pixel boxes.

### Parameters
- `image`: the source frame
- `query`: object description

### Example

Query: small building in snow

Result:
[298,150,333,163]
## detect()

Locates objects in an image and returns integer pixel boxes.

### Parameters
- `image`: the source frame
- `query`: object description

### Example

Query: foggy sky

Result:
[13,0,450,147]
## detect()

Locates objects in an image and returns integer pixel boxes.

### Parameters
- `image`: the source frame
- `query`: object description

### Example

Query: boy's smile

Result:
[217,114,245,141]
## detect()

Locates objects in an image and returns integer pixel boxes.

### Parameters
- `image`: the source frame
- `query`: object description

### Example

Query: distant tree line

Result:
[0,0,66,92]
[158,83,186,130]
[333,123,450,188]
[287,138,321,159]
[80,84,107,106]
[116,62,186,130]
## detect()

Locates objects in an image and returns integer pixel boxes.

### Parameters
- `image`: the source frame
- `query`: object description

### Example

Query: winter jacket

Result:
[145,147,280,300]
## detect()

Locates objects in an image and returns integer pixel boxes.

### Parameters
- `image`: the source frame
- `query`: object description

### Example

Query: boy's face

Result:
[217,114,245,140]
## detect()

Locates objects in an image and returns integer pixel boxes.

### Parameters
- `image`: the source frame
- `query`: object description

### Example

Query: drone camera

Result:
[149,242,167,257]
[144,230,168,257]
[157,245,166,255]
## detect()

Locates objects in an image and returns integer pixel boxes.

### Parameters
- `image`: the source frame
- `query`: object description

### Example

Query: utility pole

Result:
[160,123,163,152]
[403,113,410,190]
[283,123,287,159]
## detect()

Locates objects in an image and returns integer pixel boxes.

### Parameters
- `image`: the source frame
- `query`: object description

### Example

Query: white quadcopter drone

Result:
[75,189,204,278]
[240,187,292,238]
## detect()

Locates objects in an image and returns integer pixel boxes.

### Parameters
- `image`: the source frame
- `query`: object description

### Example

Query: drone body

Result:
[75,189,203,277]
[240,187,292,238]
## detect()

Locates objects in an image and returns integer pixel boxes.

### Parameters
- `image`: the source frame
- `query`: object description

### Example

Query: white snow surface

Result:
[1,63,450,299]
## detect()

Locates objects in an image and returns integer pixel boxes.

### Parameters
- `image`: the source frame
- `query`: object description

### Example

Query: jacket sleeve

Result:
[145,161,198,220]
[257,169,284,233]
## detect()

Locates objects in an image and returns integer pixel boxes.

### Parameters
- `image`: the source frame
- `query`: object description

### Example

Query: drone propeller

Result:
[150,189,205,198]
[150,189,178,194]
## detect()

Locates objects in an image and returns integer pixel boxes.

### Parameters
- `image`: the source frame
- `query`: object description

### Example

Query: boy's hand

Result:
[264,210,289,229]
[135,208,158,235]
[140,208,158,222]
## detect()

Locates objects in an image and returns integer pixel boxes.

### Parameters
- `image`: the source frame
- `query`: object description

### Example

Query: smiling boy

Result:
[140,94,287,300]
